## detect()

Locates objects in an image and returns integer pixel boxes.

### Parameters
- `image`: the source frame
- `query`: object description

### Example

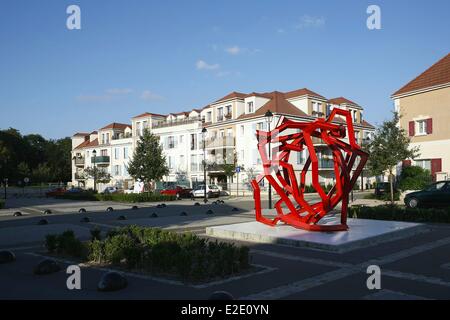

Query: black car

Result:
[374,182,397,196]
[404,181,450,208]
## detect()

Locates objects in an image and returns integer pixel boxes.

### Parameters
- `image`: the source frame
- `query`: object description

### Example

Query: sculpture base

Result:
[206,219,429,253]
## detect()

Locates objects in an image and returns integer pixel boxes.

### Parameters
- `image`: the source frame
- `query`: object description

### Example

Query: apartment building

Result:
[71,87,375,192]
[392,53,450,181]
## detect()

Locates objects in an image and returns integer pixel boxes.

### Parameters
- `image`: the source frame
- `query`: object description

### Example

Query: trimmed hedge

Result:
[55,192,175,203]
[46,226,250,282]
[45,230,87,258]
[350,205,450,223]
[0,199,4,209]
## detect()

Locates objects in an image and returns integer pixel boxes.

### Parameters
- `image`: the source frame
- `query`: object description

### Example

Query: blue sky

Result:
[0,0,449,139]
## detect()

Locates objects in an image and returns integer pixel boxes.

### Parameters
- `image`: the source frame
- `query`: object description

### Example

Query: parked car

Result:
[160,185,192,199]
[404,181,450,208]
[45,187,66,198]
[65,187,83,194]
[102,186,118,194]
[190,184,221,199]
[374,182,397,196]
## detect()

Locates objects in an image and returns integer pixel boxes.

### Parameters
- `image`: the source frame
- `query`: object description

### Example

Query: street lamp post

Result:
[202,127,208,203]
[92,149,97,192]
[265,110,273,209]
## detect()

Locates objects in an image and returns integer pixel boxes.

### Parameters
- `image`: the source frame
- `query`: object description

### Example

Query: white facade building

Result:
[71,88,376,193]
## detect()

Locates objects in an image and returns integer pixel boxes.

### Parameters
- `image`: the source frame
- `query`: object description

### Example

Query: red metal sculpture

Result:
[251,108,369,231]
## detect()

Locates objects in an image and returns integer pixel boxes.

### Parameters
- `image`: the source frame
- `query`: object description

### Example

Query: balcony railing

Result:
[112,133,132,140]
[74,158,85,166]
[205,136,235,149]
[92,156,110,165]
[152,117,201,129]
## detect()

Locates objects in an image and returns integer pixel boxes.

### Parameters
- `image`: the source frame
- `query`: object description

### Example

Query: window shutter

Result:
[426,118,433,134]
[408,121,415,136]
[431,158,442,181]
[402,160,411,167]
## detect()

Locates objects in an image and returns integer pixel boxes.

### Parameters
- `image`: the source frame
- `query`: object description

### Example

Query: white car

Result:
[191,184,220,199]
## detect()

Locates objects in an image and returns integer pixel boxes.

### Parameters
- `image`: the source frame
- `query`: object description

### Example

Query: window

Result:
[113,165,121,176]
[415,159,431,171]
[114,148,120,160]
[217,107,224,121]
[326,104,332,117]
[240,125,244,135]
[417,120,427,134]
[123,147,129,159]
[247,101,254,113]
[168,156,173,169]
[190,154,197,172]
[190,134,197,150]
[179,135,184,144]
[168,136,175,149]
[101,149,108,156]
[256,122,265,131]
[207,111,212,122]
[220,129,225,137]
[353,110,358,123]
[179,155,185,167]
[225,105,232,118]
[227,128,233,137]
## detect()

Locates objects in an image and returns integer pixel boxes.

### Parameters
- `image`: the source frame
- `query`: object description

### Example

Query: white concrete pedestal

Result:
[206,219,429,253]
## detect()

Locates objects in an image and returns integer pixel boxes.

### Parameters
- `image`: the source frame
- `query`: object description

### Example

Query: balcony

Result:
[91,156,110,166]
[112,133,132,140]
[205,136,235,149]
[152,117,201,129]
[312,111,324,118]
[74,157,85,166]
[75,173,85,180]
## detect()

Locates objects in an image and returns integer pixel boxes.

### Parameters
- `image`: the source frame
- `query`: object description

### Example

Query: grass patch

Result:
[350,205,450,223]
[55,192,175,203]
[45,226,251,283]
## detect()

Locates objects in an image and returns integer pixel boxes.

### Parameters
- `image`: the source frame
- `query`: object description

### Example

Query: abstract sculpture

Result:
[251,108,369,231]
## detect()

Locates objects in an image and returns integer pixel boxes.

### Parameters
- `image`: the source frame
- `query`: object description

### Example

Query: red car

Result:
[160,185,192,199]
[45,187,67,198]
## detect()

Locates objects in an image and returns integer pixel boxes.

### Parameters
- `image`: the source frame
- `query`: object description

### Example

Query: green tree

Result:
[32,163,53,184]
[84,166,112,185]
[127,129,169,192]
[17,162,30,180]
[366,112,420,204]
[398,166,432,191]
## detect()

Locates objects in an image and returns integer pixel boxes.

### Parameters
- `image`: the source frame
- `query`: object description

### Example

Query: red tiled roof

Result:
[244,92,273,99]
[361,120,375,129]
[133,112,166,119]
[74,138,99,150]
[328,97,359,106]
[214,92,247,103]
[100,122,131,130]
[284,88,326,100]
[73,132,89,137]
[393,53,450,96]
[237,91,308,120]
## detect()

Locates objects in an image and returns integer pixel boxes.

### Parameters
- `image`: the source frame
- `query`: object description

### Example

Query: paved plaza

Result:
[1,193,450,300]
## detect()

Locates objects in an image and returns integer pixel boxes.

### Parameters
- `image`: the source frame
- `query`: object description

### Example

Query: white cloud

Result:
[76,95,112,102]
[225,46,241,55]
[196,60,220,70]
[141,90,164,101]
[295,15,326,29]
[105,88,133,95]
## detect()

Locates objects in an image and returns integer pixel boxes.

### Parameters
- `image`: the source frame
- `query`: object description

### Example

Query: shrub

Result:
[398,166,432,191]
[0,199,4,209]
[90,227,102,241]
[55,192,175,203]
[350,205,450,223]
[50,225,250,282]
[44,230,86,258]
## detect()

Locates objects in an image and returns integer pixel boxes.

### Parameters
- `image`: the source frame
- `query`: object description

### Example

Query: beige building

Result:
[71,87,376,192]
[392,53,450,181]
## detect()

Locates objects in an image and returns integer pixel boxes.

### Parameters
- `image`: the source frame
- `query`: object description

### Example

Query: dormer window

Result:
[247,101,254,113]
